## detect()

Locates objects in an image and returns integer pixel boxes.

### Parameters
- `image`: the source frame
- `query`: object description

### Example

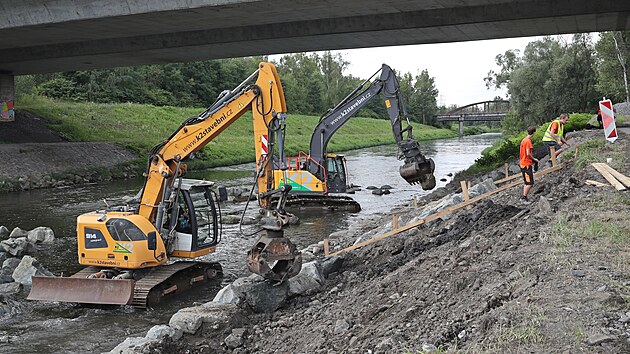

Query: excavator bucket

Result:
[400,157,436,190]
[28,276,134,305]
[247,231,302,282]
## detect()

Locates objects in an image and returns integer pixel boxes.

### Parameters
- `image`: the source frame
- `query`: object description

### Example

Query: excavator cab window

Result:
[106,218,146,241]
[325,155,348,193]
[188,186,220,247]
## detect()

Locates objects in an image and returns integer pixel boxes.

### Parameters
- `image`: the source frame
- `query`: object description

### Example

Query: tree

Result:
[410,69,439,124]
[486,35,599,131]
[596,31,630,103]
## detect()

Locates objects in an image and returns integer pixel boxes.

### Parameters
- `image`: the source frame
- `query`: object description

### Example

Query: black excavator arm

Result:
[306,64,436,190]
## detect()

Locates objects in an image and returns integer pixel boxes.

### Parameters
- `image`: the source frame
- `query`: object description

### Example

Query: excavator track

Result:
[29,262,223,308]
[283,194,361,212]
[130,261,222,308]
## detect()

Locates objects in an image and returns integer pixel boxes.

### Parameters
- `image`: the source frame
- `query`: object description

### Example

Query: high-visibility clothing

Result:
[542,119,564,142]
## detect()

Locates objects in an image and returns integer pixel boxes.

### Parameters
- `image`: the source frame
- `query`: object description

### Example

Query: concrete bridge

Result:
[436,100,510,135]
[1,0,630,120]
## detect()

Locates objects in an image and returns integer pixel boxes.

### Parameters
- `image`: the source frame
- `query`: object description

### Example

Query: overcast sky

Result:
[271,36,550,107]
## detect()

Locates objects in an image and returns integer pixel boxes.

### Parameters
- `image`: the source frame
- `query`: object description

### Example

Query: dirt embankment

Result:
[162,128,629,354]
[0,111,139,191]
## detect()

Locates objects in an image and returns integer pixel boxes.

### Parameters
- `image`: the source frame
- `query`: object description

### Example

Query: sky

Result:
[271,36,551,107]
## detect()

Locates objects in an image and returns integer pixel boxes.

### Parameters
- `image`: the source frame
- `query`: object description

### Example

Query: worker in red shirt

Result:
[519,126,539,203]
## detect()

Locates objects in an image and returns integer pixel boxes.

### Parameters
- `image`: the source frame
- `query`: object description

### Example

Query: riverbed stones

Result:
[0,282,22,298]
[12,255,53,285]
[146,325,183,341]
[0,258,20,277]
[26,227,55,244]
[224,328,247,349]
[0,226,8,240]
[8,227,27,239]
[0,237,32,257]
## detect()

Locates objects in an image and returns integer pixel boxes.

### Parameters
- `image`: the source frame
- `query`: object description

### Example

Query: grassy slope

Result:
[18,95,457,168]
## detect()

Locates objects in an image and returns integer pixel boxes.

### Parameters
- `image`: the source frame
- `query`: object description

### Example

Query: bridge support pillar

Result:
[458,118,464,136]
[0,72,15,122]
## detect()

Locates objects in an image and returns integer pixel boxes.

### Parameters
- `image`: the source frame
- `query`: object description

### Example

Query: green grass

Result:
[461,113,594,175]
[17,95,457,169]
[496,325,544,346]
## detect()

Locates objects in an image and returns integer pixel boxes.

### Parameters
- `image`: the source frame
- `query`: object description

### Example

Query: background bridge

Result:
[436,100,510,135]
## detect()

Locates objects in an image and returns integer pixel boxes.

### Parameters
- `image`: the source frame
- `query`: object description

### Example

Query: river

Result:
[0,133,500,353]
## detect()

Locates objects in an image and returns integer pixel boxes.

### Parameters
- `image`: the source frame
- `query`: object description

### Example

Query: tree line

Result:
[485,32,630,133]
[16,31,630,133]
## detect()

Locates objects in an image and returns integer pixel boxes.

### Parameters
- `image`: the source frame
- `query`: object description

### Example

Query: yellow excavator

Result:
[273,64,436,211]
[28,62,302,308]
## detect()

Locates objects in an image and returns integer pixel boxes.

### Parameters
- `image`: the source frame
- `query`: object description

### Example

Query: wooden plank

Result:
[323,239,330,256]
[600,163,630,188]
[329,164,564,256]
[495,173,521,185]
[585,179,610,187]
[592,163,626,191]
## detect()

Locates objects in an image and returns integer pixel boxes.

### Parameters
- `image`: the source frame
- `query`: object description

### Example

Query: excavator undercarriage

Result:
[29,261,223,308]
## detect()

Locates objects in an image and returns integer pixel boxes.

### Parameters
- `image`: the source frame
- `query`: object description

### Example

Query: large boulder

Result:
[27,227,55,244]
[0,237,32,257]
[0,258,21,277]
[213,274,288,313]
[169,302,246,335]
[8,227,27,239]
[12,255,53,285]
[0,226,9,240]
[287,261,325,297]
[145,325,182,341]
[106,337,160,354]
[0,282,22,299]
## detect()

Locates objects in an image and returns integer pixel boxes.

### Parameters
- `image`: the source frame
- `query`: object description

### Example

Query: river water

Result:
[0,133,499,353]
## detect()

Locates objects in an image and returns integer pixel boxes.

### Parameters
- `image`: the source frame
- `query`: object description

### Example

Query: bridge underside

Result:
[1,0,629,75]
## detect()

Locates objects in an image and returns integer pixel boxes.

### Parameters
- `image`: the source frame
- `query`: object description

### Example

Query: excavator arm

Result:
[307,64,436,190]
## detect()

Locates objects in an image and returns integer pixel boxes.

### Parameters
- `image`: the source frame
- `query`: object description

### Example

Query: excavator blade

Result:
[247,231,302,282]
[28,276,134,305]
[400,157,436,190]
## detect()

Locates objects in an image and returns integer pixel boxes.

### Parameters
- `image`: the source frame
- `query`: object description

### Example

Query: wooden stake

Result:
[413,196,418,209]
[323,239,330,256]
[504,163,509,178]
[550,146,557,167]
[460,180,472,210]
[393,214,399,230]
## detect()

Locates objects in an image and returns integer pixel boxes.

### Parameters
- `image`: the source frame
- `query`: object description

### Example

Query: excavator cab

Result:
[325,154,349,193]
[166,179,221,258]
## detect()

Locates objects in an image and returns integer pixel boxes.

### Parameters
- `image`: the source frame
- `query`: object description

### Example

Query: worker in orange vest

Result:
[519,126,539,203]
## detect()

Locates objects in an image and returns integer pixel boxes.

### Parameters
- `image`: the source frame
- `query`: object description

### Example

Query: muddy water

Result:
[0,133,499,353]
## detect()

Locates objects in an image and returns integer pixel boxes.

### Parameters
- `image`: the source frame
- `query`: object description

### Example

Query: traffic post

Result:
[598,98,618,143]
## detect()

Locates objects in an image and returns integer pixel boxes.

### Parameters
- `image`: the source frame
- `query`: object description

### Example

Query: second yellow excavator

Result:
[28,62,302,308]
